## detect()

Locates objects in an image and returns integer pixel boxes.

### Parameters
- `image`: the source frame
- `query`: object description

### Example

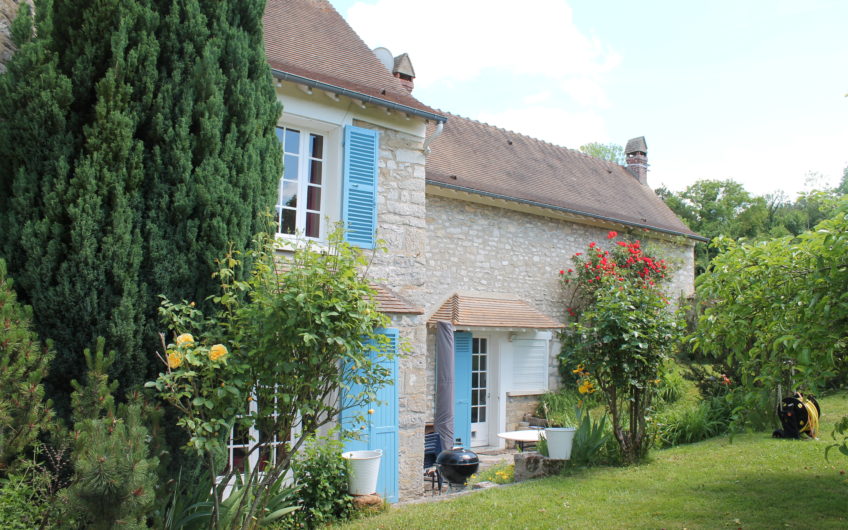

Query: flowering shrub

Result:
[559,232,683,463]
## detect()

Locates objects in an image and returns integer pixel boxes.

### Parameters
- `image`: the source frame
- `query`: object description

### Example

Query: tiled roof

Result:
[426,114,702,240]
[428,294,564,329]
[373,285,423,315]
[263,0,442,120]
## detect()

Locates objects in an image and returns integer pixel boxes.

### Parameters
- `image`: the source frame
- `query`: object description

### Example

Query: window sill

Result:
[506,390,547,397]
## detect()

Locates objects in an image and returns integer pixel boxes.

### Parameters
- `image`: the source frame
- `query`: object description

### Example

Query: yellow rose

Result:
[176,333,194,346]
[209,344,228,362]
[167,351,183,369]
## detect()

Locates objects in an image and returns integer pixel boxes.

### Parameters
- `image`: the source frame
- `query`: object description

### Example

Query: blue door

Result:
[341,328,399,502]
[454,331,473,449]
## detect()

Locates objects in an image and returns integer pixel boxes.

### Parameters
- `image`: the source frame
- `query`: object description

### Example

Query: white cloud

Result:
[475,106,608,149]
[346,0,619,100]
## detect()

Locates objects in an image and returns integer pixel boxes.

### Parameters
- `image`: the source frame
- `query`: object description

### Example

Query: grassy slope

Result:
[341,393,848,529]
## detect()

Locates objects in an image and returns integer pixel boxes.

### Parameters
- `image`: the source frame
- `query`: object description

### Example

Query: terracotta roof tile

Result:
[428,294,564,329]
[373,285,423,315]
[263,0,441,119]
[426,114,701,239]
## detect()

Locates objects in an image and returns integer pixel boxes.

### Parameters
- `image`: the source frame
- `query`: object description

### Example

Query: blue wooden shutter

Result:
[342,125,379,249]
[342,328,399,502]
[453,331,473,448]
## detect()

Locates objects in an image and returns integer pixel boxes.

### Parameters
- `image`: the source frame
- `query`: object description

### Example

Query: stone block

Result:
[513,452,567,482]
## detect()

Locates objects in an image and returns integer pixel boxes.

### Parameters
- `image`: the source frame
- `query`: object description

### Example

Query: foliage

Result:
[0,259,54,473]
[652,397,731,448]
[654,360,688,405]
[0,452,56,530]
[560,233,684,463]
[62,340,158,530]
[284,434,354,528]
[578,142,625,165]
[656,177,847,274]
[149,229,393,528]
[692,199,848,430]
[825,415,848,462]
[0,0,281,415]
[568,402,610,466]
[470,462,514,485]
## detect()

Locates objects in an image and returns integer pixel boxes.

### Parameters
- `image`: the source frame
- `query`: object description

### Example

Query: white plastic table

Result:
[497,429,543,451]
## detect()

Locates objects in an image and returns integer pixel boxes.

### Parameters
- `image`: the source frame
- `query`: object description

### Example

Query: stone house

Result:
[262,0,703,502]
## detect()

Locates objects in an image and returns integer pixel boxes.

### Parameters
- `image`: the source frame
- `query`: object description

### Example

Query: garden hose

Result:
[799,397,819,438]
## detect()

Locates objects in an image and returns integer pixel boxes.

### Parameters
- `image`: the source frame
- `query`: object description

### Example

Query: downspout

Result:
[423,121,444,154]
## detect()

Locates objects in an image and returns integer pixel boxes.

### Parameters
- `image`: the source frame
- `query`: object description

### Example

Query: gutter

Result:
[428,180,709,242]
[271,69,447,123]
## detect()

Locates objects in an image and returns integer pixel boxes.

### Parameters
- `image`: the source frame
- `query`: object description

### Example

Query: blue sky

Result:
[328,0,847,198]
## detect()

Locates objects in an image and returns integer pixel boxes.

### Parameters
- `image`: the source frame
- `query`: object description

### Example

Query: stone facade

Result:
[355,119,429,500]
[422,193,696,433]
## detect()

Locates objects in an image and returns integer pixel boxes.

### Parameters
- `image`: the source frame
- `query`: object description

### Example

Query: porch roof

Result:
[428,294,564,329]
[374,285,424,315]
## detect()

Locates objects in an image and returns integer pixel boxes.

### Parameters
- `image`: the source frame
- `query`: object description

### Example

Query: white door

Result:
[470,337,489,447]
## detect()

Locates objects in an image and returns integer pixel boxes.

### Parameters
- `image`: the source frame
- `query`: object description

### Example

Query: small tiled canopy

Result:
[428,294,564,329]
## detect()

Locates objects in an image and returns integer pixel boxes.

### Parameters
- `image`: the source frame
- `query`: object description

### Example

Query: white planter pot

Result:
[544,427,576,460]
[342,449,382,495]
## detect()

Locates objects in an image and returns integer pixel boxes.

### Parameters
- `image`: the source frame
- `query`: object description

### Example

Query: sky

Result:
[327,0,847,198]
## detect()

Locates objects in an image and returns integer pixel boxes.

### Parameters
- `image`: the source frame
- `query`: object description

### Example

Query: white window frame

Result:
[275,116,342,243]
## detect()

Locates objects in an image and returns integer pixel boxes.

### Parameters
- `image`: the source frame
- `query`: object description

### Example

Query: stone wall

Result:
[422,194,696,423]
[0,0,31,73]
[354,119,428,500]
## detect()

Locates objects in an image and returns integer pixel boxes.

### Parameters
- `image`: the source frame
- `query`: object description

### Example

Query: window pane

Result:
[479,389,486,406]
[480,372,487,389]
[309,160,323,184]
[305,212,320,238]
[479,408,486,422]
[284,129,300,154]
[281,209,296,234]
[472,372,479,389]
[307,185,321,211]
[275,127,285,143]
[282,181,297,208]
[480,355,487,370]
[471,408,478,423]
[231,447,247,473]
[284,154,299,182]
[472,355,479,371]
[310,133,323,158]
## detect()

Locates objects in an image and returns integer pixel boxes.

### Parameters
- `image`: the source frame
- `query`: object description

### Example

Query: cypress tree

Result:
[0,0,281,412]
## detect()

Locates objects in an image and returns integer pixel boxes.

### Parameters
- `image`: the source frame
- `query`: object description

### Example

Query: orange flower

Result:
[209,344,228,362]
[167,351,183,369]
[175,333,194,346]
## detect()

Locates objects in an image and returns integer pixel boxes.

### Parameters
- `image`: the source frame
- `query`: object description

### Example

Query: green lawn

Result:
[341,393,848,529]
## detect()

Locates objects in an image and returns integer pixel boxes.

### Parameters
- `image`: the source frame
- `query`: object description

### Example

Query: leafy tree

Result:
[693,199,848,429]
[0,0,280,412]
[560,232,684,463]
[579,142,625,165]
[149,229,394,529]
[0,259,54,473]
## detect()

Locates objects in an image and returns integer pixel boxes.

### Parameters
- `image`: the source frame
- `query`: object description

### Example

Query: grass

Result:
[339,393,848,529]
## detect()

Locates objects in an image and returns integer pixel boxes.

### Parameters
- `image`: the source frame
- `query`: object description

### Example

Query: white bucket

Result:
[544,427,577,460]
[342,449,382,495]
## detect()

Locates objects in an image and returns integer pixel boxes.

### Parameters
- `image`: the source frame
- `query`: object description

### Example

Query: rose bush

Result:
[559,232,683,463]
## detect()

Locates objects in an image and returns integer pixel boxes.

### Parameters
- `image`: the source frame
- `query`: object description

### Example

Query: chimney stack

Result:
[625,136,648,185]
[392,53,415,93]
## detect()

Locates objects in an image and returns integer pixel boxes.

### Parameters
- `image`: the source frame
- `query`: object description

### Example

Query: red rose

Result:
[589,242,596,248]
[559,270,565,275]
[607,230,617,239]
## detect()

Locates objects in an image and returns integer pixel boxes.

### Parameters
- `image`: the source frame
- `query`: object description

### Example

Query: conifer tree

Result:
[0,0,280,409]
[63,340,157,529]
[0,259,54,473]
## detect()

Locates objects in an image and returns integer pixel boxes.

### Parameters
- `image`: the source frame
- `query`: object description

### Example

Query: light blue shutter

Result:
[342,125,379,249]
[341,328,399,502]
[453,331,473,448]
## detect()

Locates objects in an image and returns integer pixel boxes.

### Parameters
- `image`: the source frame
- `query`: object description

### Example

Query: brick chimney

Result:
[392,53,415,93]
[625,136,648,185]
